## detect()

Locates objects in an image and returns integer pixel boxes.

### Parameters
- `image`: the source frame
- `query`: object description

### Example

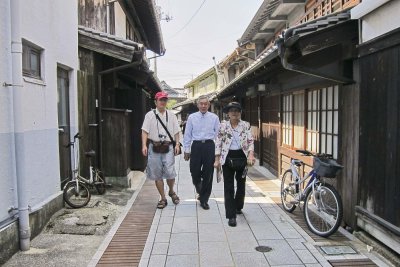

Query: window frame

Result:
[281,86,339,159]
[282,94,293,147]
[318,86,339,158]
[22,42,42,79]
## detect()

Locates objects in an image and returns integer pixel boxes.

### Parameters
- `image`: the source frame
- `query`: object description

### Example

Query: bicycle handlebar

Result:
[295,149,313,156]
[295,150,333,159]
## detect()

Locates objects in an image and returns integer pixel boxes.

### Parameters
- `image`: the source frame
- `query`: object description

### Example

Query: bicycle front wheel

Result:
[63,181,91,208]
[303,183,343,237]
[281,170,297,212]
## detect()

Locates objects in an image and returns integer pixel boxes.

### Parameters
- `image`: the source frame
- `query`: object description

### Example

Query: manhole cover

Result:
[255,246,272,252]
[320,245,357,255]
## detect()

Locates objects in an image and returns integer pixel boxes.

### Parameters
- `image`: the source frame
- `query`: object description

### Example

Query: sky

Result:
[152,0,263,88]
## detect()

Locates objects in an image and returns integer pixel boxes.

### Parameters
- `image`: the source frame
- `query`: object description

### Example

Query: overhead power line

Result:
[169,0,206,38]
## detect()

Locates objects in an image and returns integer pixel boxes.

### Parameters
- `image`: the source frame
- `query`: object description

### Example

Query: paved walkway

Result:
[92,155,390,267]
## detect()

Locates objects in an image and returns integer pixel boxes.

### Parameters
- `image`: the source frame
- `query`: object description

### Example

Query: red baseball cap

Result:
[155,91,169,100]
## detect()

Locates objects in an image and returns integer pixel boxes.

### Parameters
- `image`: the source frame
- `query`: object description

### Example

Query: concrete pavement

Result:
[4,155,391,266]
[136,156,390,267]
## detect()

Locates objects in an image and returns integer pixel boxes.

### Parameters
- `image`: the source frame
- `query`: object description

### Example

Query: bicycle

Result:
[280,149,344,237]
[63,133,106,208]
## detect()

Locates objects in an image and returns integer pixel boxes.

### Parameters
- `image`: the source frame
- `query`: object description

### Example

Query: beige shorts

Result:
[146,143,177,180]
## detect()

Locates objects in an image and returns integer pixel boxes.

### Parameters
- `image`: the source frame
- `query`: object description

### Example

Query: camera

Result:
[159,134,167,143]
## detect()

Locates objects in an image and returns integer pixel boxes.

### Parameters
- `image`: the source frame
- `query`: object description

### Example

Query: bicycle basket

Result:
[313,157,343,178]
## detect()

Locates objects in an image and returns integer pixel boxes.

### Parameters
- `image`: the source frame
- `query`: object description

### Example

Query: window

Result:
[282,95,292,146]
[109,2,115,35]
[293,93,305,149]
[319,86,339,158]
[307,90,320,152]
[23,42,42,79]
[283,86,339,158]
[126,19,137,42]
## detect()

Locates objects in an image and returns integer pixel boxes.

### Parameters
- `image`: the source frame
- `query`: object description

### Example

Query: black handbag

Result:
[151,141,170,154]
[226,157,247,171]
[154,111,182,155]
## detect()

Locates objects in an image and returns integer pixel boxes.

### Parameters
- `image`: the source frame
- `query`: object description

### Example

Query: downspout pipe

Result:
[10,0,31,251]
[276,36,354,84]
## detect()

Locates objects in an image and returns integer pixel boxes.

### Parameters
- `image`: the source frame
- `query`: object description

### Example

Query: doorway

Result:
[57,67,71,186]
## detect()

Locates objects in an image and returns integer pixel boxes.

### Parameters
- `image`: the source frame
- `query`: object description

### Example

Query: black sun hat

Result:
[223,102,242,113]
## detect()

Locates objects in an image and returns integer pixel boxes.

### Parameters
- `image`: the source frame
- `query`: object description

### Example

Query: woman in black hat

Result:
[214,102,255,227]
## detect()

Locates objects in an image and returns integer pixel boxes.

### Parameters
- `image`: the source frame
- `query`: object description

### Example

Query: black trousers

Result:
[190,141,215,203]
[222,150,247,219]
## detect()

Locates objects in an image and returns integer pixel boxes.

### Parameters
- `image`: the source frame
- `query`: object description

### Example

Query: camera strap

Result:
[153,110,175,145]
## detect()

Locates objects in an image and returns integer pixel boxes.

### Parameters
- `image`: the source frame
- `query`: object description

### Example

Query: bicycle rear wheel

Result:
[63,181,91,208]
[95,170,106,195]
[281,170,297,212]
[303,183,343,237]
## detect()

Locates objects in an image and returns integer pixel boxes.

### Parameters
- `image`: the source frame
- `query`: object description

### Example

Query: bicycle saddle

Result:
[85,150,96,157]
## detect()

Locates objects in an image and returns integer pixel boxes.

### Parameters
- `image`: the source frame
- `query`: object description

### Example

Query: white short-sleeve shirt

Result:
[141,109,180,142]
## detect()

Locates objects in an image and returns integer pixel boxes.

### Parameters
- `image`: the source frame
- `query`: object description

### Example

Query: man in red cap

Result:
[141,91,181,209]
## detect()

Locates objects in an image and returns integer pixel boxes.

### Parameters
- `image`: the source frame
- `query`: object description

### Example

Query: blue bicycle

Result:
[280,149,344,237]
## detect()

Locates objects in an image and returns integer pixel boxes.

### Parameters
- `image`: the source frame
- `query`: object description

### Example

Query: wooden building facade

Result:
[214,0,354,225]
[77,0,165,184]
[351,0,400,254]
[215,0,400,255]
[355,28,400,253]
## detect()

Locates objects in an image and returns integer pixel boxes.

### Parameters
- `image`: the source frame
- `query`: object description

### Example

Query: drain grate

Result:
[320,245,357,255]
[255,245,272,252]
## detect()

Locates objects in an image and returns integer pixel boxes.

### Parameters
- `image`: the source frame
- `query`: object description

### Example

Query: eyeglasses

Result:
[158,98,168,102]
[229,108,241,113]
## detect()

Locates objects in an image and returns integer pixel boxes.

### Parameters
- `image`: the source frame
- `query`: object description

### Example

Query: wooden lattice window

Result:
[293,93,305,149]
[282,87,339,159]
[307,90,320,153]
[307,86,339,158]
[320,86,339,158]
[282,95,293,146]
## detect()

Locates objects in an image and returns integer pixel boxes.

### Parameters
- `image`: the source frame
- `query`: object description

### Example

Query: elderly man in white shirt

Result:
[183,95,220,210]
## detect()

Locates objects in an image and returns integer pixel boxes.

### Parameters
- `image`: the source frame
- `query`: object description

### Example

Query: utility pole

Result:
[154,6,172,76]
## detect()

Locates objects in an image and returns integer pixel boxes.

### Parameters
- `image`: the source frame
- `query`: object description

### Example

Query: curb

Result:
[87,173,147,267]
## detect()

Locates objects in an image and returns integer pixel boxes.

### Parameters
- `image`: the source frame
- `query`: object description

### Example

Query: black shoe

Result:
[200,202,210,210]
[236,209,243,214]
[228,218,237,227]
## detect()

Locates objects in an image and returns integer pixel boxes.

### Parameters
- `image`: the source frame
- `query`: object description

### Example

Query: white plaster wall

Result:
[19,0,78,132]
[361,0,400,43]
[9,0,79,209]
[0,0,12,134]
[114,2,127,39]
[0,0,18,223]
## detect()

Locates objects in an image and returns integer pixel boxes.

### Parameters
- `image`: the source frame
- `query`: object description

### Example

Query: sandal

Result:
[168,192,180,205]
[157,199,168,209]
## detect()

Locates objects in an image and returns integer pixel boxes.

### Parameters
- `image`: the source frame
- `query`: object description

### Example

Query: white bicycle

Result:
[280,149,344,237]
[63,133,106,208]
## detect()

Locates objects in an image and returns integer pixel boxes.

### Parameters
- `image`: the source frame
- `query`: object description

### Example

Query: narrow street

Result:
[2,1,400,265]
[88,155,389,267]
